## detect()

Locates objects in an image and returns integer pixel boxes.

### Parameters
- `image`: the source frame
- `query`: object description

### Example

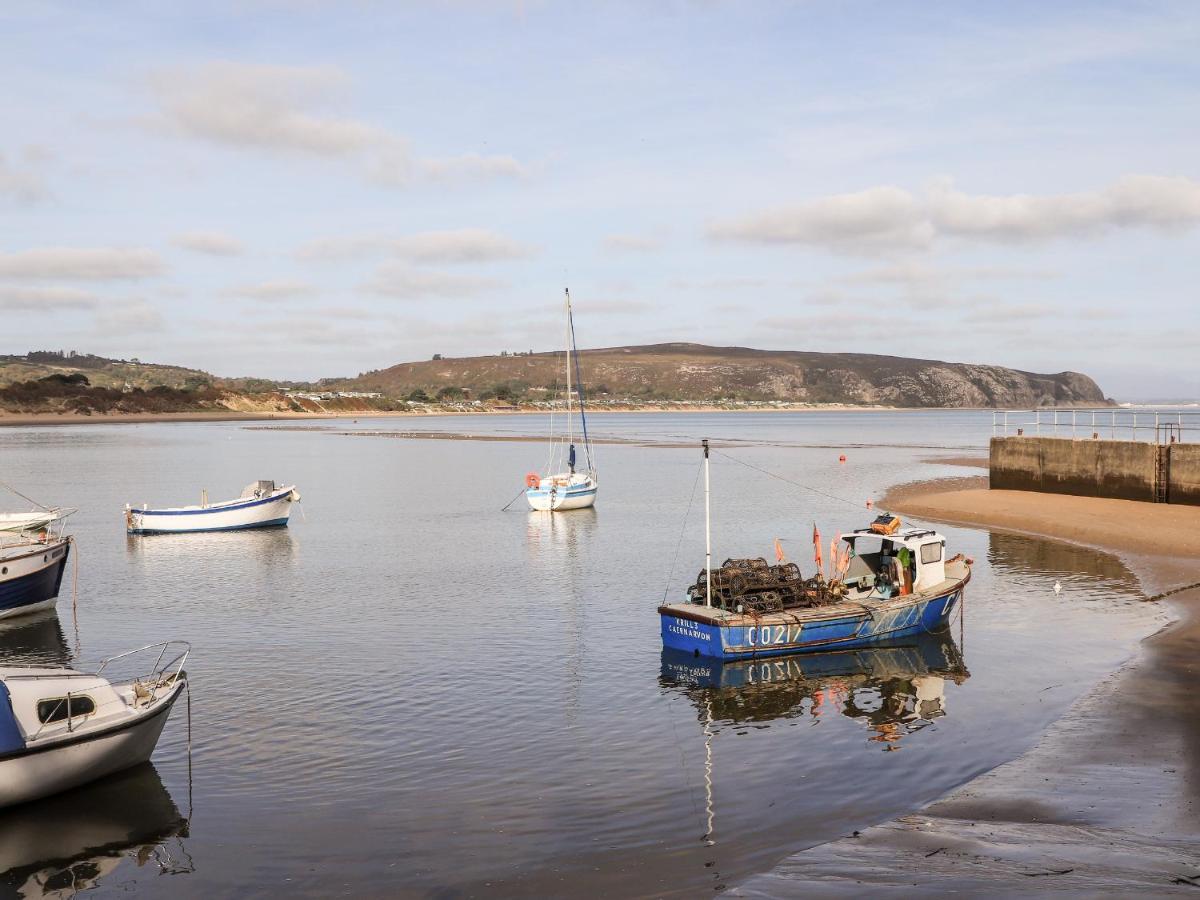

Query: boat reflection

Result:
[661,629,969,749]
[524,506,598,551]
[127,525,297,564]
[0,609,72,669]
[0,763,191,898]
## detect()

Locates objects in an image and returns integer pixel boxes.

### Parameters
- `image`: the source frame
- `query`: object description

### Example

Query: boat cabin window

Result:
[920,542,943,564]
[36,695,96,724]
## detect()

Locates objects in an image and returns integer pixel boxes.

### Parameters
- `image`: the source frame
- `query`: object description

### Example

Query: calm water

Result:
[0,412,1167,897]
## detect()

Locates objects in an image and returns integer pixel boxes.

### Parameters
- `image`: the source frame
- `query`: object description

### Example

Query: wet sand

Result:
[737,481,1200,895]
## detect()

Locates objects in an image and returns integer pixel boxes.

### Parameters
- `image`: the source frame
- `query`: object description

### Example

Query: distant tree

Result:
[407,388,430,403]
[436,386,465,401]
[432,354,443,361]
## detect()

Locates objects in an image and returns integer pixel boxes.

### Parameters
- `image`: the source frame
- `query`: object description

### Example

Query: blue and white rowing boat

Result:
[658,441,971,660]
[125,481,299,535]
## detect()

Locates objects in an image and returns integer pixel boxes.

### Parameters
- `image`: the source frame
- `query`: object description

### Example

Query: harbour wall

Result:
[990,436,1200,505]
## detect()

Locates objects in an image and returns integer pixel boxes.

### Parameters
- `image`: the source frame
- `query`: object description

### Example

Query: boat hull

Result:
[526,482,597,511]
[0,542,70,621]
[0,682,181,808]
[128,489,295,534]
[660,586,964,660]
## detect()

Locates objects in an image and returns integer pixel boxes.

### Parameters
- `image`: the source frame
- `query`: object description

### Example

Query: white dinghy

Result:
[0,641,188,808]
[126,480,299,534]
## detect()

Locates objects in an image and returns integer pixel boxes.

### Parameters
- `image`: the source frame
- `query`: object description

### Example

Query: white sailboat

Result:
[524,289,598,512]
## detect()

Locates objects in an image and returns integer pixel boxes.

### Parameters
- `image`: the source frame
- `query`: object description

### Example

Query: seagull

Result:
[1053,581,1063,596]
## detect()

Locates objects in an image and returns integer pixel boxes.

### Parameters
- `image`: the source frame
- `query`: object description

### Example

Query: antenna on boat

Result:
[703,439,711,608]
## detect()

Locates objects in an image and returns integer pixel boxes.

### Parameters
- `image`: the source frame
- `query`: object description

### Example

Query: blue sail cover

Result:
[0,682,25,754]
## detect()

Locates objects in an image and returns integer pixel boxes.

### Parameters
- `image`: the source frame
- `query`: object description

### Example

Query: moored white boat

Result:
[0,536,71,621]
[0,507,76,534]
[524,289,598,512]
[0,641,188,808]
[126,480,299,534]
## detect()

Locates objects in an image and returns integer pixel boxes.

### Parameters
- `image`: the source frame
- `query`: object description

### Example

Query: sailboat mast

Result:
[703,439,711,608]
[564,288,573,450]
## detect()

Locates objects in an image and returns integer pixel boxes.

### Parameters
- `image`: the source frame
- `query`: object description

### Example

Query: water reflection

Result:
[126,526,298,565]
[661,630,969,750]
[0,764,191,898]
[986,531,1141,597]
[523,507,598,550]
[0,610,72,668]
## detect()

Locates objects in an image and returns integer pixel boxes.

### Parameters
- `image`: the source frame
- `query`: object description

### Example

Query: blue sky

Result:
[2,1,1198,398]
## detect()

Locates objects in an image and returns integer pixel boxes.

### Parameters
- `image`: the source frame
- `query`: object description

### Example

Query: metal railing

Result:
[993,408,1200,443]
[97,640,191,690]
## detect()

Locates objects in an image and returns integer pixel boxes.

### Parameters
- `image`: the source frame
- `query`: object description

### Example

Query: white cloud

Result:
[226,280,314,301]
[149,61,382,156]
[0,152,47,204]
[148,61,526,187]
[710,186,933,253]
[603,234,662,253]
[93,301,166,335]
[711,175,1200,253]
[0,286,98,310]
[365,264,503,299]
[0,248,164,280]
[173,231,245,256]
[390,229,533,264]
[297,229,532,263]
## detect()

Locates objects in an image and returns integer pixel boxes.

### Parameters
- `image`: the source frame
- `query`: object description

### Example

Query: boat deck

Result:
[660,560,971,627]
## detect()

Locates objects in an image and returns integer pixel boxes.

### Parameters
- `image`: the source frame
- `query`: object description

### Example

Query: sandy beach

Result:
[738,478,1200,895]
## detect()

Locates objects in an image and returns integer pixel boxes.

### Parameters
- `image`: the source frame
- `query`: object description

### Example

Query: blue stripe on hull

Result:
[129,517,290,535]
[661,590,961,660]
[0,548,69,614]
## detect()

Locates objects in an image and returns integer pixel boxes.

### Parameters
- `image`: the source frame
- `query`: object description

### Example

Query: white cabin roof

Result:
[843,527,945,547]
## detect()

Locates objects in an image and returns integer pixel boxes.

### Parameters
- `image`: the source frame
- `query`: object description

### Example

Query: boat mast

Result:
[564,288,573,457]
[703,439,711,608]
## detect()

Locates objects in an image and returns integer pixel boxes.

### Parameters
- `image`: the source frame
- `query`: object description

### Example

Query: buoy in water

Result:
[839,454,847,463]
[866,499,873,509]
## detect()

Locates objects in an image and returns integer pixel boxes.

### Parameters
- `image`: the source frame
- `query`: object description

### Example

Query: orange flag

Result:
[774,538,786,563]
[812,522,823,577]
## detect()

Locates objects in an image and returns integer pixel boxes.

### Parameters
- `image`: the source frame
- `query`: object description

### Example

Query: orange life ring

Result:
[525,472,541,488]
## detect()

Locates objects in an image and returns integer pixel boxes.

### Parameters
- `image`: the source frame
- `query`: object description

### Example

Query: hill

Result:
[340,343,1110,408]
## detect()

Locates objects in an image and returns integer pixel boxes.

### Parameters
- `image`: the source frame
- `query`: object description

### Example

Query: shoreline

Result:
[0,403,1100,428]
[738,479,1200,894]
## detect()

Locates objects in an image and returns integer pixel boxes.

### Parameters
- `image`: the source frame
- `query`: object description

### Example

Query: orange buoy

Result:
[838,454,847,463]
[866,499,873,509]
[525,472,541,488]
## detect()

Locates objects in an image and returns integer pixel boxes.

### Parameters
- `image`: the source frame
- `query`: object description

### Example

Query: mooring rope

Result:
[1145,581,1200,602]
[662,458,705,604]
[0,480,51,511]
[500,485,528,512]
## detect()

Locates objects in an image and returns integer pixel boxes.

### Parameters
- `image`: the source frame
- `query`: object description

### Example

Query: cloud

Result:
[226,280,315,301]
[0,286,98,310]
[93,301,166,335]
[173,231,245,256]
[364,264,503,299]
[0,152,47,204]
[148,61,526,187]
[603,234,662,253]
[297,228,533,263]
[390,229,533,264]
[711,175,1200,253]
[0,248,164,280]
[416,153,529,183]
[149,61,382,156]
[929,175,1200,241]
[710,186,932,253]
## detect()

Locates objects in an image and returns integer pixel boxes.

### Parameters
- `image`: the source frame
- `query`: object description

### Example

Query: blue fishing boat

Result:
[658,441,971,660]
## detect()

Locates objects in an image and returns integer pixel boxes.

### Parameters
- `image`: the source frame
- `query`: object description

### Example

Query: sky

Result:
[2,1,1198,399]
